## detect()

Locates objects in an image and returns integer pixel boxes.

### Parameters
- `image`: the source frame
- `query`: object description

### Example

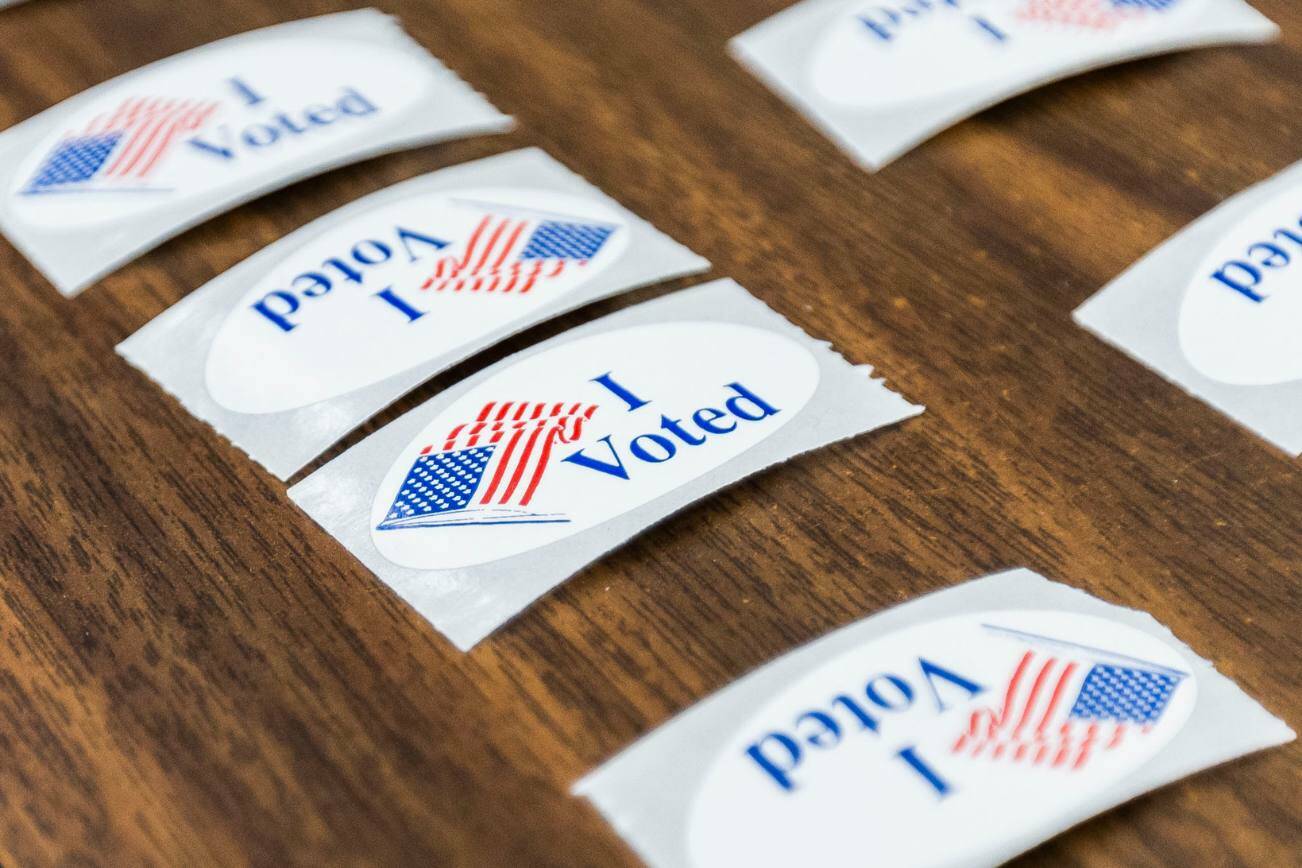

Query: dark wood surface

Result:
[0,0,1297,864]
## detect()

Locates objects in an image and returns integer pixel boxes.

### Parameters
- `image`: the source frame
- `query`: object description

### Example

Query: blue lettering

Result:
[561,436,630,480]
[187,131,236,161]
[397,226,450,262]
[303,104,339,126]
[896,746,953,797]
[242,123,280,148]
[831,694,880,733]
[660,415,708,446]
[1274,227,1302,246]
[293,272,332,299]
[592,372,650,411]
[629,433,676,463]
[1248,241,1291,270]
[252,291,301,333]
[692,407,736,435]
[795,711,842,749]
[352,240,392,267]
[562,382,782,481]
[725,382,780,422]
[188,86,380,162]
[919,658,985,712]
[745,734,802,791]
[274,111,308,136]
[338,87,379,117]
[741,658,984,794]
[865,674,914,710]
[323,256,365,285]
[971,15,1008,41]
[1210,216,1302,303]
[859,9,902,41]
[229,77,267,107]
[373,287,426,323]
[1212,261,1265,303]
[859,0,998,44]
[251,224,447,332]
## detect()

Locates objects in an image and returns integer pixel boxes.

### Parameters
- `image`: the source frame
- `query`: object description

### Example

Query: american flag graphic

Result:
[418,201,618,295]
[25,97,219,194]
[951,627,1184,771]
[1017,0,1179,30]
[377,401,599,531]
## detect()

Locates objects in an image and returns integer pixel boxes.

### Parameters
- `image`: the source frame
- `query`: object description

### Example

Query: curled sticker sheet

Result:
[730,0,1277,171]
[575,568,1294,868]
[0,9,512,295]
[117,148,710,480]
[289,279,923,650]
[1076,158,1302,456]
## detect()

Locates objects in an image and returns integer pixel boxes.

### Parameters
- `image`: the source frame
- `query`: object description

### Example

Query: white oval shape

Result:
[689,610,1195,868]
[10,36,430,228]
[369,322,821,569]
[810,0,1200,110]
[205,187,630,413]
[1179,184,1302,385]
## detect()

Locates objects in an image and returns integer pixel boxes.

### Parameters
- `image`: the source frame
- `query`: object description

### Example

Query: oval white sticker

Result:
[10,36,429,228]
[810,0,1201,109]
[368,321,822,569]
[1179,184,1302,385]
[689,610,1195,868]
[205,187,630,413]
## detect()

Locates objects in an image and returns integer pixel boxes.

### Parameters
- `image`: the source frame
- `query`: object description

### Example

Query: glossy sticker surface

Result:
[811,0,1204,110]
[368,321,821,569]
[689,610,1194,868]
[11,38,430,228]
[1180,184,1302,385]
[206,188,630,413]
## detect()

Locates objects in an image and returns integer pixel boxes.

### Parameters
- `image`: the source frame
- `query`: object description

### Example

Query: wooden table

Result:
[0,0,1296,864]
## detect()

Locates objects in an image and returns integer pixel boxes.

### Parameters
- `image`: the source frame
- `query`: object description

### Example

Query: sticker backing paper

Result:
[0,9,512,295]
[1076,158,1302,456]
[730,0,1277,171]
[575,568,1294,868]
[289,279,923,650]
[117,148,710,480]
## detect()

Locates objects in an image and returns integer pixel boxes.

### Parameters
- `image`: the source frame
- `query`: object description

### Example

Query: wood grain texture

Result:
[0,0,1298,864]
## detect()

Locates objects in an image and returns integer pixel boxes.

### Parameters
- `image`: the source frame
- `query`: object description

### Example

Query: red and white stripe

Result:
[422,401,598,507]
[83,97,219,179]
[1016,0,1147,29]
[950,650,1131,771]
[418,215,586,295]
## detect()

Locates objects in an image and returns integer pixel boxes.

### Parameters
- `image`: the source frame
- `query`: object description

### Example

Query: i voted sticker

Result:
[0,10,512,295]
[813,0,1201,110]
[731,0,1276,170]
[1179,184,1302,386]
[369,321,819,569]
[575,569,1296,868]
[289,280,923,649]
[1076,159,1302,456]
[118,148,709,480]
[12,54,405,227]
[207,188,630,414]
[690,610,1193,867]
